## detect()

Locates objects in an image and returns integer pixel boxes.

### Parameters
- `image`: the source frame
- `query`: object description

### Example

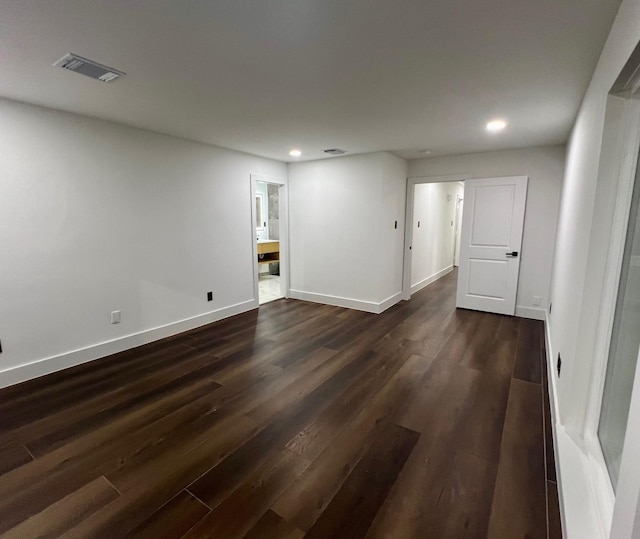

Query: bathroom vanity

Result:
[257,240,279,266]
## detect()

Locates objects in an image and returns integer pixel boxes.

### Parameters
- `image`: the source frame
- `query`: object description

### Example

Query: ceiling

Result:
[0,0,622,162]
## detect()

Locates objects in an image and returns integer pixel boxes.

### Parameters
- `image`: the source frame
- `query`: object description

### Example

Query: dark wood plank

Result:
[0,444,33,476]
[269,306,347,348]
[24,360,224,456]
[183,450,309,538]
[304,422,419,539]
[125,490,210,539]
[243,510,304,539]
[460,313,502,370]
[244,347,360,426]
[210,346,338,419]
[386,305,437,341]
[0,345,219,439]
[495,315,521,341]
[457,338,517,461]
[434,328,477,366]
[273,353,434,531]
[106,411,259,494]
[547,480,563,539]
[425,450,498,538]
[513,318,543,383]
[0,374,260,534]
[2,476,119,538]
[414,308,465,359]
[0,340,204,432]
[284,348,411,461]
[366,364,481,537]
[50,416,259,537]
[0,379,227,533]
[187,420,295,511]
[97,348,334,506]
[319,302,420,355]
[487,378,546,538]
[188,349,388,511]
[454,306,483,335]
[102,352,348,506]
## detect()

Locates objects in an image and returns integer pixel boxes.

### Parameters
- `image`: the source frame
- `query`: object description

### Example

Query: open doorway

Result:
[251,175,288,305]
[406,179,465,296]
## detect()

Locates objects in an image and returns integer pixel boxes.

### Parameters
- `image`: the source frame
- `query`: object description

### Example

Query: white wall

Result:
[408,145,565,319]
[0,98,286,388]
[411,182,463,292]
[544,0,640,537]
[549,8,639,432]
[288,152,407,313]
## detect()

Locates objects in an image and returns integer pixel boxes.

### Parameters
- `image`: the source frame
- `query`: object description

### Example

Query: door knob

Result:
[506,251,518,257]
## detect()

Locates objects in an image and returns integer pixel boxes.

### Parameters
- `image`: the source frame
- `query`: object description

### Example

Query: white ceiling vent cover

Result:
[53,53,125,82]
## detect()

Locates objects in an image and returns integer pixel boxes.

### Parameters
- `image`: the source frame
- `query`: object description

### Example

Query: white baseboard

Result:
[410,266,453,294]
[545,311,605,539]
[377,292,404,313]
[555,427,604,539]
[515,305,546,320]
[288,289,402,314]
[0,299,258,389]
[544,311,568,538]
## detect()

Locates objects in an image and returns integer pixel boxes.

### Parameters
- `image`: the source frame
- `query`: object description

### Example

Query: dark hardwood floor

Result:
[0,270,561,538]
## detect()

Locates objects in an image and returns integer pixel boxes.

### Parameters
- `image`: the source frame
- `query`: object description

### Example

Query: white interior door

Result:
[456,176,528,315]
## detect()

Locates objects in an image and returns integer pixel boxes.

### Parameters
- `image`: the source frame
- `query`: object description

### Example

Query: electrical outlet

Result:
[207,291,213,301]
[111,310,121,324]
[557,353,562,377]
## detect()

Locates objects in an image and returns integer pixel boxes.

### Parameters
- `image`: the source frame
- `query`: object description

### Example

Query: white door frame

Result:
[402,174,470,301]
[250,174,289,306]
[453,192,464,267]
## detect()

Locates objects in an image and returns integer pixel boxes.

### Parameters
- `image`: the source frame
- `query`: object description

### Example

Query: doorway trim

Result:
[453,192,464,267]
[401,173,469,301]
[250,174,289,306]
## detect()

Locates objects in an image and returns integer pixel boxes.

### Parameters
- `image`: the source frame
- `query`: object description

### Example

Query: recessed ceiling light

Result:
[486,119,507,132]
[289,149,302,157]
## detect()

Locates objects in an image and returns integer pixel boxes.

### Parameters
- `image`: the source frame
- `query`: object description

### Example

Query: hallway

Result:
[0,270,559,538]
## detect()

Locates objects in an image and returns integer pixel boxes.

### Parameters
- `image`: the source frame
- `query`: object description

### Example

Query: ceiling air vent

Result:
[323,148,347,156]
[53,53,125,82]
